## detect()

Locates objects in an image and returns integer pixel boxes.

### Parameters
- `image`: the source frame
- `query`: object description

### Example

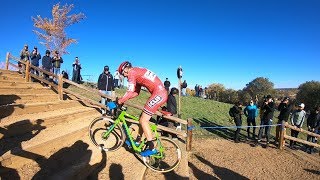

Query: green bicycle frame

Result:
[101,109,165,157]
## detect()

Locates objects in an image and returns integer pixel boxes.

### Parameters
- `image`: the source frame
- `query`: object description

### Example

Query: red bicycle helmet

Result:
[118,61,132,75]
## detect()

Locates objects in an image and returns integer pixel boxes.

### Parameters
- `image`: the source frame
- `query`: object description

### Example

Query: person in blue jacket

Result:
[244,99,258,140]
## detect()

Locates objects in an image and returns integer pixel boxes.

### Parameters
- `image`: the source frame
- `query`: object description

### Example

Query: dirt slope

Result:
[189,138,320,180]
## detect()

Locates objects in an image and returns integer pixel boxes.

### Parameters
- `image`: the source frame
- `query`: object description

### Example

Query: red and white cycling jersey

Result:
[118,67,167,115]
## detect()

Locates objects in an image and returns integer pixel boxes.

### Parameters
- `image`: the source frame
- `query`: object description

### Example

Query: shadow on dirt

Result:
[0,119,46,156]
[193,118,247,141]
[304,168,320,175]
[32,140,107,179]
[190,154,249,180]
[108,163,125,180]
[0,95,23,119]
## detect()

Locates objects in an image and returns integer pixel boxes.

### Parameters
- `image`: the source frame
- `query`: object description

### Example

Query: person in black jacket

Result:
[229,101,243,143]
[256,95,275,147]
[164,78,171,93]
[275,97,292,143]
[72,57,82,83]
[306,106,320,153]
[98,66,114,115]
[41,50,52,83]
[167,88,178,116]
[30,46,41,79]
[166,87,179,139]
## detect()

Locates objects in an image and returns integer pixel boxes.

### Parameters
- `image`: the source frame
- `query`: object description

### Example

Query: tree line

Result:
[204,77,320,110]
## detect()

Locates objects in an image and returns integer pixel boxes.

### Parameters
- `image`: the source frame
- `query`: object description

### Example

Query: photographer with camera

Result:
[30,46,41,81]
[51,50,63,84]
[256,95,275,148]
[275,97,292,144]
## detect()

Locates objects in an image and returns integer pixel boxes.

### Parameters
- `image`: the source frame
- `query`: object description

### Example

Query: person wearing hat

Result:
[19,44,30,76]
[275,97,293,144]
[306,106,320,153]
[41,50,53,84]
[97,65,114,115]
[30,46,41,80]
[72,57,82,83]
[51,50,63,84]
[229,101,243,143]
[289,103,306,149]
[256,95,275,147]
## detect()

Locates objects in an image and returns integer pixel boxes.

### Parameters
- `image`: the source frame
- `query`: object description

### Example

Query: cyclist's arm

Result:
[118,81,141,104]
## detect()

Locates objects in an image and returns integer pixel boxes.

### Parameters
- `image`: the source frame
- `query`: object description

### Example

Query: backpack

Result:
[229,107,235,117]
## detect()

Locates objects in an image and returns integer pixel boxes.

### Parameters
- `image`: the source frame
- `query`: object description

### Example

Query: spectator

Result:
[275,97,292,143]
[61,70,69,88]
[113,70,120,88]
[229,101,243,143]
[195,84,199,97]
[72,57,82,83]
[97,65,114,115]
[119,74,124,88]
[30,46,41,80]
[164,78,171,93]
[41,50,52,85]
[289,103,306,149]
[199,85,203,97]
[244,100,258,140]
[51,51,63,84]
[19,44,30,76]
[306,106,320,153]
[181,80,187,96]
[256,95,275,148]
[164,87,179,139]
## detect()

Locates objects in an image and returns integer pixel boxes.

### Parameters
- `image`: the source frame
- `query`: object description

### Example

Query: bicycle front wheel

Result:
[142,137,182,172]
[89,116,125,152]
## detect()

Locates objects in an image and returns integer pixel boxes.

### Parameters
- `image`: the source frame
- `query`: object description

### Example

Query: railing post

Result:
[58,74,64,100]
[25,61,30,82]
[186,118,193,151]
[5,52,10,70]
[279,121,286,150]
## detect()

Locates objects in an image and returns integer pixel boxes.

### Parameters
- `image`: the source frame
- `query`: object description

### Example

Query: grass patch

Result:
[66,84,310,141]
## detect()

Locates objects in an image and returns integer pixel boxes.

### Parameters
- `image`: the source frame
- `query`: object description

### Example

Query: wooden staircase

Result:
[0,69,108,179]
[0,69,188,180]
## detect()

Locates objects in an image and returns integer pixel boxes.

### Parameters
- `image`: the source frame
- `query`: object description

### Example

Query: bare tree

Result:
[32,3,85,55]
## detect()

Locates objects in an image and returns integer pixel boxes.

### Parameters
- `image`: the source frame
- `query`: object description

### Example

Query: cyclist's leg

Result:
[140,91,167,156]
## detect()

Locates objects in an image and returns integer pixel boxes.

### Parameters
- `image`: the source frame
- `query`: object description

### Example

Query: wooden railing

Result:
[5,52,194,151]
[279,121,320,152]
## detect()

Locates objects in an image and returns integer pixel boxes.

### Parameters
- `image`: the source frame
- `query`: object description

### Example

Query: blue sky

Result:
[0,0,319,90]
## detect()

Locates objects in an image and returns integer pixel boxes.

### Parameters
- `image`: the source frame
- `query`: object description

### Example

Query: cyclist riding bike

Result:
[116,61,168,157]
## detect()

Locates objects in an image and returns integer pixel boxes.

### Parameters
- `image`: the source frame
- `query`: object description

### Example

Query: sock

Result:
[146,141,154,150]
[135,135,141,143]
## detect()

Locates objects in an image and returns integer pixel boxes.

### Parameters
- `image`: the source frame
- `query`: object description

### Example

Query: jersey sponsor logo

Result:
[147,95,162,108]
[143,70,156,82]
[127,82,135,91]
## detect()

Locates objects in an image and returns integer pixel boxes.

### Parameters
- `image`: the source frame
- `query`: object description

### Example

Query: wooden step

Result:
[0,100,84,119]
[0,87,56,95]
[0,73,23,78]
[0,94,59,105]
[0,76,25,82]
[0,81,43,88]
[0,116,94,171]
[0,70,21,76]
[0,106,100,138]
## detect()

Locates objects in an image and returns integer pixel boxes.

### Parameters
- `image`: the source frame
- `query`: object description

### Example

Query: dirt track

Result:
[189,138,320,180]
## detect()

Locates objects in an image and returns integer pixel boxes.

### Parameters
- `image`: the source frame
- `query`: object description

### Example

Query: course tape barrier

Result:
[187,124,282,131]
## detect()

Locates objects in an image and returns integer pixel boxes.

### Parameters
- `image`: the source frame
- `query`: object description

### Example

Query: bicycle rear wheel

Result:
[89,117,125,152]
[142,137,182,172]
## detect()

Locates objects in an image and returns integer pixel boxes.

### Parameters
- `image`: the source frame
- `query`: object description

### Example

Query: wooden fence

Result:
[279,121,320,154]
[5,52,193,151]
